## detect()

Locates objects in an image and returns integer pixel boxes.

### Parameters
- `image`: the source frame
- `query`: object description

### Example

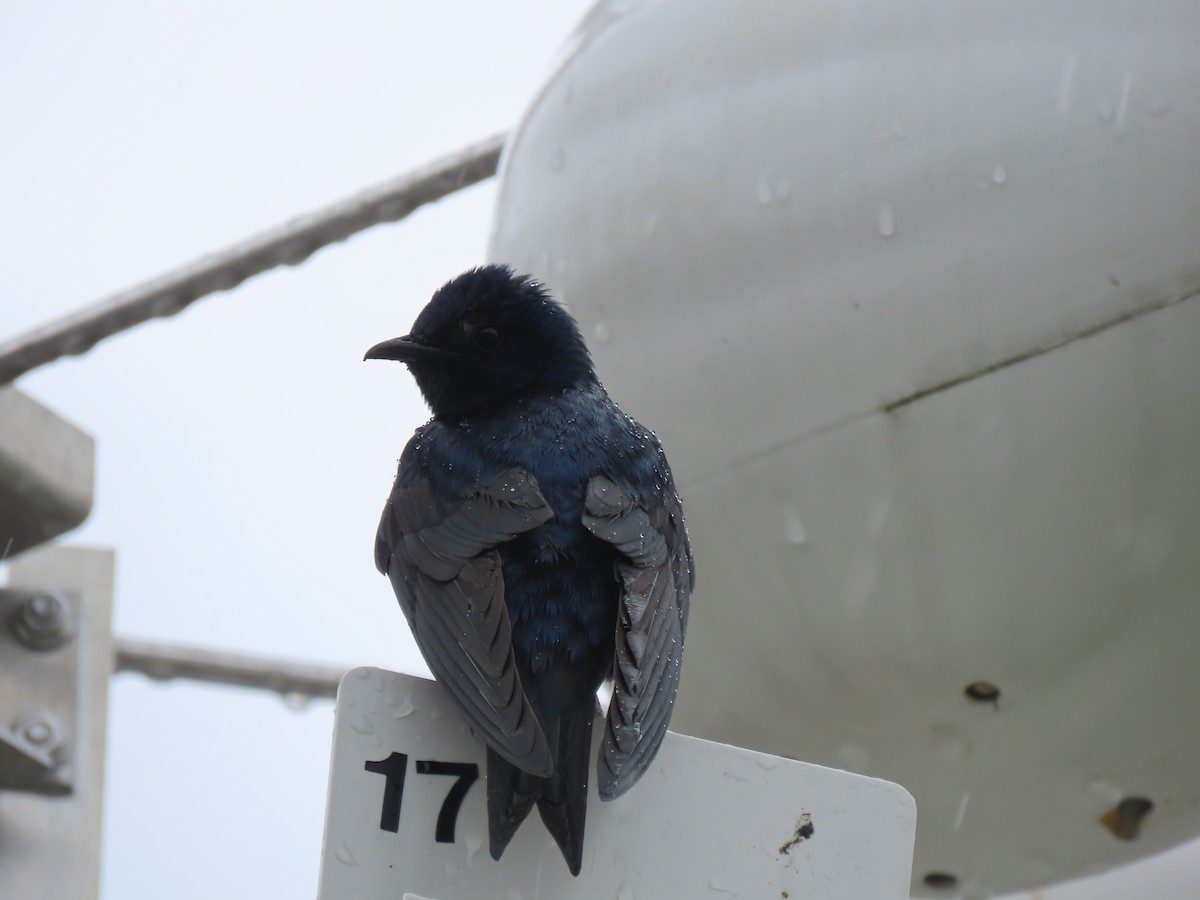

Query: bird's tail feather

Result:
[487,706,593,876]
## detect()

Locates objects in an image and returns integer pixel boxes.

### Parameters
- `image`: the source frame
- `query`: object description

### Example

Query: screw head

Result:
[10,711,64,760]
[9,590,76,651]
[22,719,53,746]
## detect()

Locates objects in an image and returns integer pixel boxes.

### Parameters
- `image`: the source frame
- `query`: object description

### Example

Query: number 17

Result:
[364,753,480,844]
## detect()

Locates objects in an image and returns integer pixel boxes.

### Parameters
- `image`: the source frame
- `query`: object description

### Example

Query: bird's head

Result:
[365,265,597,417]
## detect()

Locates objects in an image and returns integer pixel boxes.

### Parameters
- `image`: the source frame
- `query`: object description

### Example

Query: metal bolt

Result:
[9,590,76,651]
[22,719,52,745]
[10,711,65,763]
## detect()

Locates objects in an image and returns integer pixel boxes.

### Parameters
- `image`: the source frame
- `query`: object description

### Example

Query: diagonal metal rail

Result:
[0,132,506,386]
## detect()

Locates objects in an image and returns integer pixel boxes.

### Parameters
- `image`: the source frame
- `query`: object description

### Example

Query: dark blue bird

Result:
[366,265,693,875]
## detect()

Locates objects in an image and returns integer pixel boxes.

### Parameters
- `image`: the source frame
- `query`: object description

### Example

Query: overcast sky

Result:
[2,3,1196,898]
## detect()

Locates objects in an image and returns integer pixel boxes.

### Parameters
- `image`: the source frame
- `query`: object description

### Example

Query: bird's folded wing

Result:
[582,475,694,799]
[376,468,555,777]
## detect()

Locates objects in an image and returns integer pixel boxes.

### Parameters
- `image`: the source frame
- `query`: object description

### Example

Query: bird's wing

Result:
[376,467,555,777]
[582,474,693,799]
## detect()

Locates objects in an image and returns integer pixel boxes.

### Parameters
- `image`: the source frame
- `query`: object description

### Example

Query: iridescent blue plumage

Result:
[368,266,692,875]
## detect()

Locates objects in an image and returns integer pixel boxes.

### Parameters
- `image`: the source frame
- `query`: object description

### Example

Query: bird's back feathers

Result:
[369,266,693,875]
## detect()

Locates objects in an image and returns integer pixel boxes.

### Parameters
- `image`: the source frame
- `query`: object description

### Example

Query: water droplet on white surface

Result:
[782,505,807,546]
[394,696,416,718]
[1086,780,1124,804]
[952,791,971,831]
[756,172,773,206]
[334,839,358,866]
[992,164,1007,185]
[708,876,738,895]
[593,321,612,344]
[1114,73,1133,134]
[877,203,896,237]
[465,831,484,862]
[349,712,375,735]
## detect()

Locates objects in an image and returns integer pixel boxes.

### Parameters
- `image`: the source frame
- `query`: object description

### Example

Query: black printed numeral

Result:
[415,760,480,843]
[364,753,480,843]
[363,752,408,832]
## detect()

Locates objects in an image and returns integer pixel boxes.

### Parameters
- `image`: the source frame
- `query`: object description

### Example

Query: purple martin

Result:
[366,265,693,875]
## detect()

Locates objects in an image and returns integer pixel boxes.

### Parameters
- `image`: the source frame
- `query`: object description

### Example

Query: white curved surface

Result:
[489,1,1200,896]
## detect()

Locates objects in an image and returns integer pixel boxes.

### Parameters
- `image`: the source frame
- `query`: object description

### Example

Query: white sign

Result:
[318,668,915,899]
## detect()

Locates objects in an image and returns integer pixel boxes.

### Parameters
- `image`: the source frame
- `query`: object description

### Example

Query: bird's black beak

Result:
[364,335,446,363]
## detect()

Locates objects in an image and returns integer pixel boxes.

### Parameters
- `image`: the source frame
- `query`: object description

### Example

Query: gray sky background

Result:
[2,3,1196,898]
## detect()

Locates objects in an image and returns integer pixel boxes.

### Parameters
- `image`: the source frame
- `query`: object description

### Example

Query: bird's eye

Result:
[472,325,504,351]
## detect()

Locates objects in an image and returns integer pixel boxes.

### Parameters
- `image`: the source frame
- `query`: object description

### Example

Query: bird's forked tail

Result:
[487,705,594,876]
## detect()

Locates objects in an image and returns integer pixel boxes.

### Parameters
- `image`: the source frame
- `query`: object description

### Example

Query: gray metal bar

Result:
[113,637,346,700]
[0,132,507,386]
